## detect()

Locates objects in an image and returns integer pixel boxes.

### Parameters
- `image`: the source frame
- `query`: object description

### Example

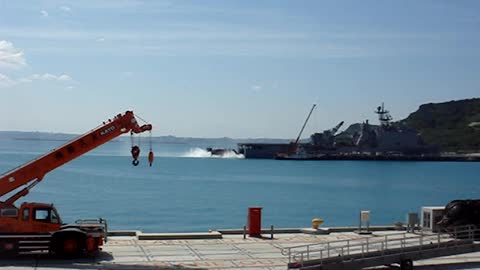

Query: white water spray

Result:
[182,147,244,159]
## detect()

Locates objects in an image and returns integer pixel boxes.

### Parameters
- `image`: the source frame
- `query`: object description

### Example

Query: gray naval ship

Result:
[238,103,436,159]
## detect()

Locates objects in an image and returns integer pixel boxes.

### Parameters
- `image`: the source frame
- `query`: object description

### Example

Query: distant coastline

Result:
[0,131,290,145]
[13,137,70,142]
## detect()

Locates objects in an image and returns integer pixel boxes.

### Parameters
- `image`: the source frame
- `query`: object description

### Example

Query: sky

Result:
[0,0,479,138]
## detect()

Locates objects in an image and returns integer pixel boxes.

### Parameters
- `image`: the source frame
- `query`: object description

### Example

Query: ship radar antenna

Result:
[375,102,393,127]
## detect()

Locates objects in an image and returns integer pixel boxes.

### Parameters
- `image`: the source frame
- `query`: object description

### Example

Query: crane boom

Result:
[295,104,316,145]
[331,121,344,135]
[0,111,152,205]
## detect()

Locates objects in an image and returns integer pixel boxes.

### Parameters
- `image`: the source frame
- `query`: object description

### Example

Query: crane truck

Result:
[0,111,153,256]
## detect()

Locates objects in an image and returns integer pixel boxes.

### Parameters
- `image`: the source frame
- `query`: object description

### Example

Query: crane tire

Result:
[400,259,413,270]
[52,233,85,258]
[0,240,18,257]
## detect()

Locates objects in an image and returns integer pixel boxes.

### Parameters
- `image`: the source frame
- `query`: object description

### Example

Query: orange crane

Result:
[0,111,153,256]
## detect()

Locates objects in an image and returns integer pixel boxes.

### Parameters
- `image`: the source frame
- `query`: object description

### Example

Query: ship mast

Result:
[375,103,392,128]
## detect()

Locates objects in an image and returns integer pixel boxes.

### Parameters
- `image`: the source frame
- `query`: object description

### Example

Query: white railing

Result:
[282,225,479,267]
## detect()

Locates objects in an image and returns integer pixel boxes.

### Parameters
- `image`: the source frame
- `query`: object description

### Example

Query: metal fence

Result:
[281,225,479,268]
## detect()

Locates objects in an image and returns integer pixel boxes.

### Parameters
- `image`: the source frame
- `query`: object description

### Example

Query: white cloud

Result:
[0,41,75,88]
[29,73,73,81]
[0,73,75,88]
[251,85,262,91]
[0,73,15,88]
[31,73,55,80]
[40,10,49,17]
[96,37,105,42]
[57,74,72,81]
[0,40,27,70]
[60,6,71,12]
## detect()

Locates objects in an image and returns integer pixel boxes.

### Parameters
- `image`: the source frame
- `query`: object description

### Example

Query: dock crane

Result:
[0,111,153,256]
[288,104,316,154]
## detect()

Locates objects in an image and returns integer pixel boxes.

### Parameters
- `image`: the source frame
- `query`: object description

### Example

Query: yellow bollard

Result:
[311,218,324,229]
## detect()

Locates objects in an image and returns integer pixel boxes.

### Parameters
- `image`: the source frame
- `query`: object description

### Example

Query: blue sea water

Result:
[0,138,479,233]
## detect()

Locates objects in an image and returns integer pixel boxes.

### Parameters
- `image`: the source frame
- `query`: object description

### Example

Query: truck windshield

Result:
[51,209,59,224]
[33,208,60,224]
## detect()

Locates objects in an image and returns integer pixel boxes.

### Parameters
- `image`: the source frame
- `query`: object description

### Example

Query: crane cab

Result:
[0,202,62,234]
[1,201,107,256]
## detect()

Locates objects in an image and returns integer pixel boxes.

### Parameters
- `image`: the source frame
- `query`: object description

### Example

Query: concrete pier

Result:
[1,229,480,270]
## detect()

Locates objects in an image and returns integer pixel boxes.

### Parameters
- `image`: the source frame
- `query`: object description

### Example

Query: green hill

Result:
[402,98,480,151]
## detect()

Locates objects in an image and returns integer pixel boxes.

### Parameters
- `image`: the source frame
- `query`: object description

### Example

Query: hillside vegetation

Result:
[402,98,480,151]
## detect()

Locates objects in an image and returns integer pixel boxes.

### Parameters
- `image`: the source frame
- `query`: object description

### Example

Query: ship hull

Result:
[237,143,290,159]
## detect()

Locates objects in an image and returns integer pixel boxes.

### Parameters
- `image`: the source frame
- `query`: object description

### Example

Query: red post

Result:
[248,207,262,236]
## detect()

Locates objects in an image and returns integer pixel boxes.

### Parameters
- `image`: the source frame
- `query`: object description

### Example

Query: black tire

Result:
[52,234,85,257]
[0,240,18,257]
[400,259,414,270]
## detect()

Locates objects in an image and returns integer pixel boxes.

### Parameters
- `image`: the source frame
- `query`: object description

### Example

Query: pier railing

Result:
[281,225,479,268]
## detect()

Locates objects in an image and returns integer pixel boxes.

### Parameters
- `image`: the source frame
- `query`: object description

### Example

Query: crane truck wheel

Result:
[400,259,413,270]
[0,240,18,257]
[51,231,86,257]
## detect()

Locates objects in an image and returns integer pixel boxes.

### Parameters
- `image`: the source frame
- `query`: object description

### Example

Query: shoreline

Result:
[107,225,402,240]
[275,154,480,162]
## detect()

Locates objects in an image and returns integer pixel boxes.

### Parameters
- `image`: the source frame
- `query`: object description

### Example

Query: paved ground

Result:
[1,231,480,270]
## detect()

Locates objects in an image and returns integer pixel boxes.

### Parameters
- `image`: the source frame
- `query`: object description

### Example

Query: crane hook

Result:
[148,150,154,167]
[131,145,140,166]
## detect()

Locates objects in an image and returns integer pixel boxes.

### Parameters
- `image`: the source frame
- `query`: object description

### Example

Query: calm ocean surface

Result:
[1,138,479,233]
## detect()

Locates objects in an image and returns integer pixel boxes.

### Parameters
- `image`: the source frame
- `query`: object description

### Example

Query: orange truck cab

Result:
[1,203,62,234]
[0,202,107,256]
